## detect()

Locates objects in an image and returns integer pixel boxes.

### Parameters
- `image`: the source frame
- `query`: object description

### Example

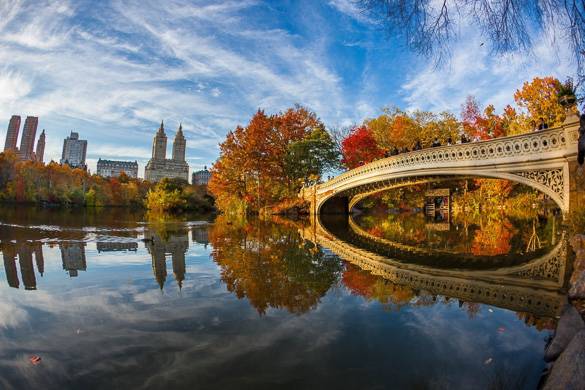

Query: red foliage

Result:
[342,264,377,298]
[368,225,384,238]
[461,96,507,140]
[341,126,385,169]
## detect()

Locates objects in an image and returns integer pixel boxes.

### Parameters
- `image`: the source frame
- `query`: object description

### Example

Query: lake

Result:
[0,206,569,389]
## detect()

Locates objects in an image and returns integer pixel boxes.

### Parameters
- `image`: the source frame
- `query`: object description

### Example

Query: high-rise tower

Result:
[4,115,21,152]
[19,116,38,160]
[172,124,186,162]
[152,121,167,160]
[35,130,45,163]
[60,131,87,169]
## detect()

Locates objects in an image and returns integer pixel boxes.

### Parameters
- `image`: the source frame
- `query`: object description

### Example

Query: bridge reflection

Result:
[300,215,571,318]
[0,214,572,321]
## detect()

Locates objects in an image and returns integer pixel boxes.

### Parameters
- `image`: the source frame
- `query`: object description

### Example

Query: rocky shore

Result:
[541,235,585,389]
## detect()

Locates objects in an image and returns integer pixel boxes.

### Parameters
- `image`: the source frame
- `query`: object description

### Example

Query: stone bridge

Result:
[300,117,583,215]
[299,215,570,318]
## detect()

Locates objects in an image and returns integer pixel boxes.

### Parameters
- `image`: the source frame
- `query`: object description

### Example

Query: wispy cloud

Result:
[328,0,372,24]
[0,0,577,175]
[400,23,577,113]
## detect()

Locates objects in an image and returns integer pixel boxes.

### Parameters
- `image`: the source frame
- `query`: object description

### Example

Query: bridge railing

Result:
[319,121,579,192]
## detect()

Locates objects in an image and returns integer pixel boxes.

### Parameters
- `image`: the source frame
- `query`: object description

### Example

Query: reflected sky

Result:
[0,207,558,389]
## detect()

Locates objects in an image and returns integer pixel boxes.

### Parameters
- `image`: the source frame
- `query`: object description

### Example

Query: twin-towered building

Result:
[4,115,45,163]
[145,121,189,182]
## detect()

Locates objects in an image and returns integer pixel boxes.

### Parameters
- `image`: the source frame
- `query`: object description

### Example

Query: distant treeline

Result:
[0,151,214,213]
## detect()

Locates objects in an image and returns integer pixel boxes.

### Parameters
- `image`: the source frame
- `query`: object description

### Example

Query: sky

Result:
[0,0,577,177]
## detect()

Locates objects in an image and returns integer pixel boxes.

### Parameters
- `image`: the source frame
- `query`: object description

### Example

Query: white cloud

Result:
[401,25,577,114]
[0,68,31,104]
[0,0,349,173]
[328,0,372,24]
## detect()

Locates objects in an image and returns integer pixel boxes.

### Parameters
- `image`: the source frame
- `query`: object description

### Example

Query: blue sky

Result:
[0,0,576,176]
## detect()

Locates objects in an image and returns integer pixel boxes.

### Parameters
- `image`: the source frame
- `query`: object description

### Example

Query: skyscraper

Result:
[60,131,88,169]
[35,130,45,163]
[19,116,38,160]
[3,115,20,152]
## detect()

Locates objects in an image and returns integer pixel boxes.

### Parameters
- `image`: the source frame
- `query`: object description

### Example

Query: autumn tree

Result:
[513,76,566,128]
[209,106,329,214]
[367,108,460,151]
[341,125,385,169]
[0,151,17,194]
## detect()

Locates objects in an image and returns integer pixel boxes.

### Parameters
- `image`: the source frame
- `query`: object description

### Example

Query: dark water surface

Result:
[0,206,570,389]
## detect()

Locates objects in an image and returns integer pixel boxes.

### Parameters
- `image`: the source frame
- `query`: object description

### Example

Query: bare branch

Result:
[357,0,585,95]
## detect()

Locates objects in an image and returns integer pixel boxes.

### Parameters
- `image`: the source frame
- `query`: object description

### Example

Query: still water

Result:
[0,206,570,389]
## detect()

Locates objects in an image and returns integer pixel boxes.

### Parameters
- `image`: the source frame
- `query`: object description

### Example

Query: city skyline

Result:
[3,114,45,163]
[1,228,197,291]
[0,1,575,177]
[2,114,200,178]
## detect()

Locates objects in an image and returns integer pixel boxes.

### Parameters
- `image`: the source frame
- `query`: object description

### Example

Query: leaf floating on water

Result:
[484,358,493,365]
[29,355,42,365]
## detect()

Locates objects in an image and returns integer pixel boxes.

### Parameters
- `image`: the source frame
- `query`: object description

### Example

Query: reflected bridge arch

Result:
[299,213,571,318]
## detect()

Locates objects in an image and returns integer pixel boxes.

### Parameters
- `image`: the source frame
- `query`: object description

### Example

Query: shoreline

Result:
[540,234,585,388]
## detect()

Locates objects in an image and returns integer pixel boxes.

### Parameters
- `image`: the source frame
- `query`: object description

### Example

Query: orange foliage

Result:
[209,106,324,214]
[208,216,342,314]
[514,76,565,127]
[471,218,514,256]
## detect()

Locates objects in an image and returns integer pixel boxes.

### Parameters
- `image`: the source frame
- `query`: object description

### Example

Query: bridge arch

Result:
[299,119,581,216]
[342,170,565,213]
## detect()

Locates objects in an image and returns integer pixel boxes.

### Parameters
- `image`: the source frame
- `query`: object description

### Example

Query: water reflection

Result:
[1,242,43,290]
[0,207,569,389]
[209,216,343,314]
[144,226,189,290]
[306,213,570,319]
[0,208,571,320]
[352,208,560,258]
[60,242,87,277]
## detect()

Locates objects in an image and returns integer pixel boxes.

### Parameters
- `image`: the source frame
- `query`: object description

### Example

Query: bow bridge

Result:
[300,117,583,215]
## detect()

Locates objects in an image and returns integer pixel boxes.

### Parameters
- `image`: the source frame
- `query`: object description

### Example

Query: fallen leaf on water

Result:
[29,355,41,365]
[484,358,493,365]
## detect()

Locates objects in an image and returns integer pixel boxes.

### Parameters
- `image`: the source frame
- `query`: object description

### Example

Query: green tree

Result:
[284,126,339,186]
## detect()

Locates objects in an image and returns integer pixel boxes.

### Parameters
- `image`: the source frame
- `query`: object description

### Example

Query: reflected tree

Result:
[209,216,343,315]
[342,264,415,310]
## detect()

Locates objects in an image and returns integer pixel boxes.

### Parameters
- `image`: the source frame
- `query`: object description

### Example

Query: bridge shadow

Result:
[300,214,573,318]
